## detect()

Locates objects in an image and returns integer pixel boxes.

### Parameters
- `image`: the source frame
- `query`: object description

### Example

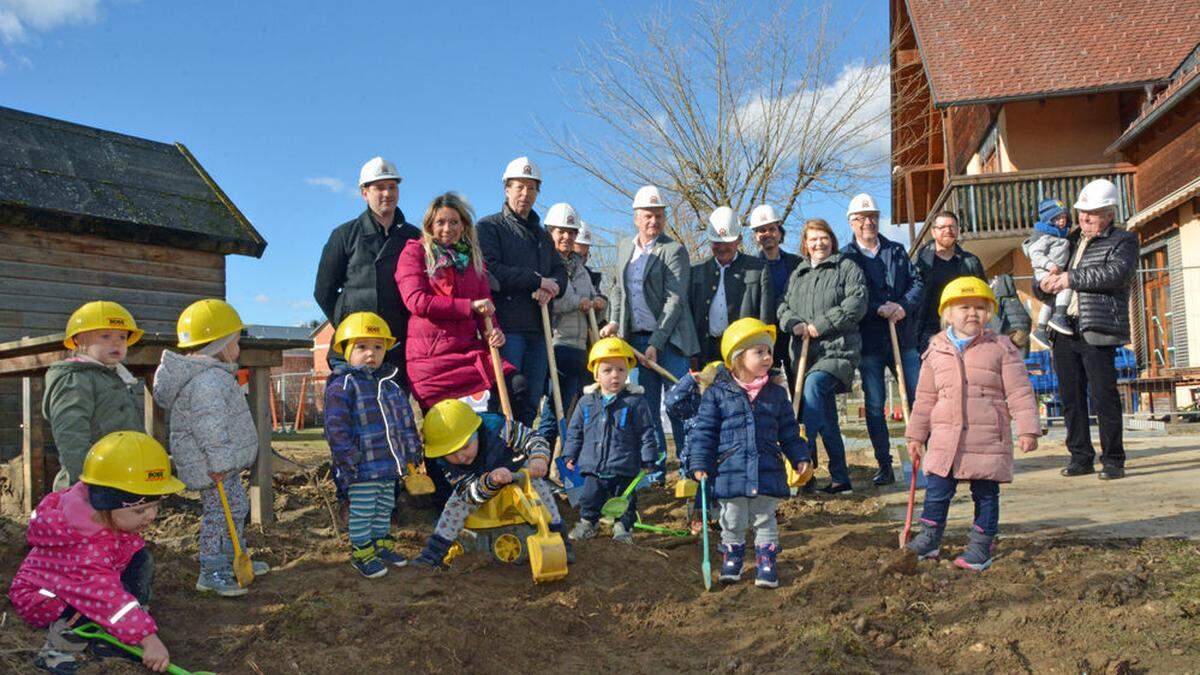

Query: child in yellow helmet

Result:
[323,312,423,578]
[8,432,184,674]
[561,337,658,544]
[152,299,268,597]
[43,301,146,488]
[413,399,567,566]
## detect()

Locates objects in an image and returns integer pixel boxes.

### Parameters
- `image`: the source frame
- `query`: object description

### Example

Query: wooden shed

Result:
[0,105,266,458]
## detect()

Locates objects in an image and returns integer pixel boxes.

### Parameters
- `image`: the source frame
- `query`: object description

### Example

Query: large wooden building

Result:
[0,106,266,457]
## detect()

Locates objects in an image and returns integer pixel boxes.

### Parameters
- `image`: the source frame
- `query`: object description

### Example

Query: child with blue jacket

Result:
[688,319,808,589]
[323,313,423,578]
[562,338,659,544]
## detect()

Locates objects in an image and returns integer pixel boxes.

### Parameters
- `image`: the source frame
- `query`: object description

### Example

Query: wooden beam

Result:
[247,366,274,525]
[905,171,918,245]
[21,376,46,512]
[896,48,920,67]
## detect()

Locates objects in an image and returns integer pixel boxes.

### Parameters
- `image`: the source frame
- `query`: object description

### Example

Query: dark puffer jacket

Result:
[1061,226,1138,345]
[561,383,658,477]
[776,254,868,389]
[686,366,808,500]
[477,203,567,334]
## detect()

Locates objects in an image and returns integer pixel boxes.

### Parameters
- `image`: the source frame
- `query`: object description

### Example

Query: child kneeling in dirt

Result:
[905,277,1040,571]
[44,301,147,490]
[413,399,569,566]
[8,432,185,674]
[153,299,269,597]
[324,313,423,578]
[688,319,809,589]
[562,337,658,544]
[665,360,721,535]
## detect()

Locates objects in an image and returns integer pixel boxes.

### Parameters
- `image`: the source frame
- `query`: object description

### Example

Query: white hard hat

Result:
[544,202,580,229]
[575,221,593,245]
[1073,179,1119,211]
[502,156,541,184]
[846,192,880,217]
[358,156,402,187]
[707,206,741,243]
[632,185,666,210]
[748,204,783,229]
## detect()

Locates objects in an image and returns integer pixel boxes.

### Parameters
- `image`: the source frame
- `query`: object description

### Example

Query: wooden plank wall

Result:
[0,224,226,458]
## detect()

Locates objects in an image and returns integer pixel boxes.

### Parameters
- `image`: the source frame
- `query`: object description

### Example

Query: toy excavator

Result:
[444,470,568,583]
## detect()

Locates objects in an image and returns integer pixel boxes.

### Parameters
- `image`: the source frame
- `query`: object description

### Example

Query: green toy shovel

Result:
[600,469,646,520]
[699,475,712,590]
[632,512,690,537]
[72,622,214,675]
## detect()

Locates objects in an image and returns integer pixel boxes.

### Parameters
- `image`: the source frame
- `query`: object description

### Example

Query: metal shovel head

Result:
[404,472,435,496]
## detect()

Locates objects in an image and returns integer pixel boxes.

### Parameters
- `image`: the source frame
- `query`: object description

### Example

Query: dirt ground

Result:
[2,433,1199,674]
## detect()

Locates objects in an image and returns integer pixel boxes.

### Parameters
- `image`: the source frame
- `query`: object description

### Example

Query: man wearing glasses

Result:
[913,211,985,352]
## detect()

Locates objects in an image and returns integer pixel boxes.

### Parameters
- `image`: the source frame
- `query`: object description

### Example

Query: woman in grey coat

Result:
[777,219,868,493]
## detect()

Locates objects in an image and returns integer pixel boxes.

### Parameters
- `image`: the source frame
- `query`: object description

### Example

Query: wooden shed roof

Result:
[0,106,266,257]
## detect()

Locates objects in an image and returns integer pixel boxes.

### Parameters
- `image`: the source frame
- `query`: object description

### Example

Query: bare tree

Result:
[540,0,889,262]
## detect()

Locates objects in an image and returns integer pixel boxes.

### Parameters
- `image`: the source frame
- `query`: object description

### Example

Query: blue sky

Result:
[2,0,892,326]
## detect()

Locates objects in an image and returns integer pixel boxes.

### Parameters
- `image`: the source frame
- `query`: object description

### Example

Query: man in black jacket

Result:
[313,157,421,377]
[1038,179,1137,481]
[749,204,801,388]
[477,156,567,425]
[913,210,986,352]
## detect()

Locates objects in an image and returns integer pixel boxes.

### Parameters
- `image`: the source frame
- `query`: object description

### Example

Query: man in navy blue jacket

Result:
[840,193,923,487]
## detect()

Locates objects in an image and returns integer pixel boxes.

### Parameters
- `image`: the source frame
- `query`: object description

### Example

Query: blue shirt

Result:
[762,253,792,298]
[946,326,977,352]
[855,246,890,352]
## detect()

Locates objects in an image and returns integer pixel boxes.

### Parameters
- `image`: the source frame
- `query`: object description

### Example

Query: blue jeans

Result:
[627,333,689,467]
[858,347,921,469]
[537,344,589,445]
[500,331,549,427]
[920,472,1000,536]
[802,371,851,485]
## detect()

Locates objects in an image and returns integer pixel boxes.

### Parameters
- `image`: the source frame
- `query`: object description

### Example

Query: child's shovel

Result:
[699,475,712,591]
[483,316,514,420]
[600,470,646,520]
[71,622,214,675]
[899,454,922,550]
[403,463,435,496]
[633,512,690,537]
[216,481,254,588]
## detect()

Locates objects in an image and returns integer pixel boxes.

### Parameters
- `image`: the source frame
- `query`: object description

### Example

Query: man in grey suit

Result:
[690,206,775,365]
[601,185,699,471]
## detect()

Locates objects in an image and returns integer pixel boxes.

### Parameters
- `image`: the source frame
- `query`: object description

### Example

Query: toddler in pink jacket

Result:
[905,277,1040,571]
[8,431,185,673]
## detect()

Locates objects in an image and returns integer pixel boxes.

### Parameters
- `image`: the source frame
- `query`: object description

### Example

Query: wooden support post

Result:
[294,375,309,431]
[140,370,167,446]
[21,376,46,513]
[247,366,274,525]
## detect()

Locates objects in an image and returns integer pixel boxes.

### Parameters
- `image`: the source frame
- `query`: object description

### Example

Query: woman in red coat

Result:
[396,192,524,415]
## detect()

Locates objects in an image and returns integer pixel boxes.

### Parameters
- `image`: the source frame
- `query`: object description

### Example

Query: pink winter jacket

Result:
[8,482,157,644]
[905,330,1040,483]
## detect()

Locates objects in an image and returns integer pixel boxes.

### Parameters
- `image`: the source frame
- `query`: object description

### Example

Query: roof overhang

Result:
[934,80,1159,110]
[1106,74,1200,155]
[1126,175,1200,231]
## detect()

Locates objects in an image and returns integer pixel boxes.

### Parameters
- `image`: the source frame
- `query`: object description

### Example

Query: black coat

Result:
[313,209,421,349]
[477,204,567,334]
[689,254,775,349]
[914,241,985,348]
[1054,226,1138,345]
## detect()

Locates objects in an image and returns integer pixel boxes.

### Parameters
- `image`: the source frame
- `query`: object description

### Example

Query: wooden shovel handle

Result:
[483,316,513,420]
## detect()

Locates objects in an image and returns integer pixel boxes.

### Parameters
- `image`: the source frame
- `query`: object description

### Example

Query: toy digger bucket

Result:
[785,460,814,489]
[601,469,646,520]
[403,463,435,496]
[674,477,698,499]
[514,471,567,583]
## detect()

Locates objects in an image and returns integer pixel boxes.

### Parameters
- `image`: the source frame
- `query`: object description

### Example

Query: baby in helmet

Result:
[323,312,423,579]
[414,400,567,567]
[44,301,147,489]
[561,337,659,544]
[8,432,185,674]
[152,299,268,598]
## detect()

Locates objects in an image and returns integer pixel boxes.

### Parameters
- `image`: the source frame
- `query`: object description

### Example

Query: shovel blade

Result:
[404,473,435,496]
[233,552,255,587]
[527,533,568,583]
[600,496,629,520]
[701,561,712,591]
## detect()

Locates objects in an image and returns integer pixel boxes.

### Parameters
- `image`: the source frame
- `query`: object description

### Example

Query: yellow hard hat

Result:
[422,399,482,458]
[938,276,997,316]
[79,431,186,496]
[332,312,396,355]
[176,299,244,348]
[720,317,777,368]
[64,301,144,349]
[587,337,637,374]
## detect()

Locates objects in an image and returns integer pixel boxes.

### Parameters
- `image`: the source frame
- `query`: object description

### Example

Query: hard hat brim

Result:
[359,175,402,188]
[424,414,482,459]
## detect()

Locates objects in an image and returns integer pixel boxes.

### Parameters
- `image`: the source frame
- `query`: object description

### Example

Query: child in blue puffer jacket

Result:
[324,313,423,579]
[562,338,659,544]
[688,318,808,589]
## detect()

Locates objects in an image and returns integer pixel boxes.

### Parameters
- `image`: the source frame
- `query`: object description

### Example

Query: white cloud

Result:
[0,0,101,45]
[304,176,345,194]
[253,293,271,303]
[289,300,315,311]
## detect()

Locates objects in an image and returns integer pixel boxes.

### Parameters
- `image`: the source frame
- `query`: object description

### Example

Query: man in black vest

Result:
[314,156,421,379]
[913,210,985,352]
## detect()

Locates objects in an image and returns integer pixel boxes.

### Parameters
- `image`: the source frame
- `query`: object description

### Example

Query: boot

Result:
[196,567,247,597]
[350,543,388,579]
[754,543,780,589]
[612,522,633,544]
[954,527,995,571]
[549,522,575,564]
[413,534,454,569]
[905,518,945,560]
[719,543,746,583]
[1047,310,1073,336]
[569,519,598,541]
[374,537,409,568]
[1030,324,1052,350]
[35,617,88,675]
[872,466,896,486]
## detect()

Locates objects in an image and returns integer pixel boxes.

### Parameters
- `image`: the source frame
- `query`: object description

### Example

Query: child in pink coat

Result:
[905,277,1040,571]
[8,431,185,674]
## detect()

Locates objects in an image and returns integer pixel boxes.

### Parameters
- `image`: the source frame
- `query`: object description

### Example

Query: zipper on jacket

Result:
[376,369,404,475]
